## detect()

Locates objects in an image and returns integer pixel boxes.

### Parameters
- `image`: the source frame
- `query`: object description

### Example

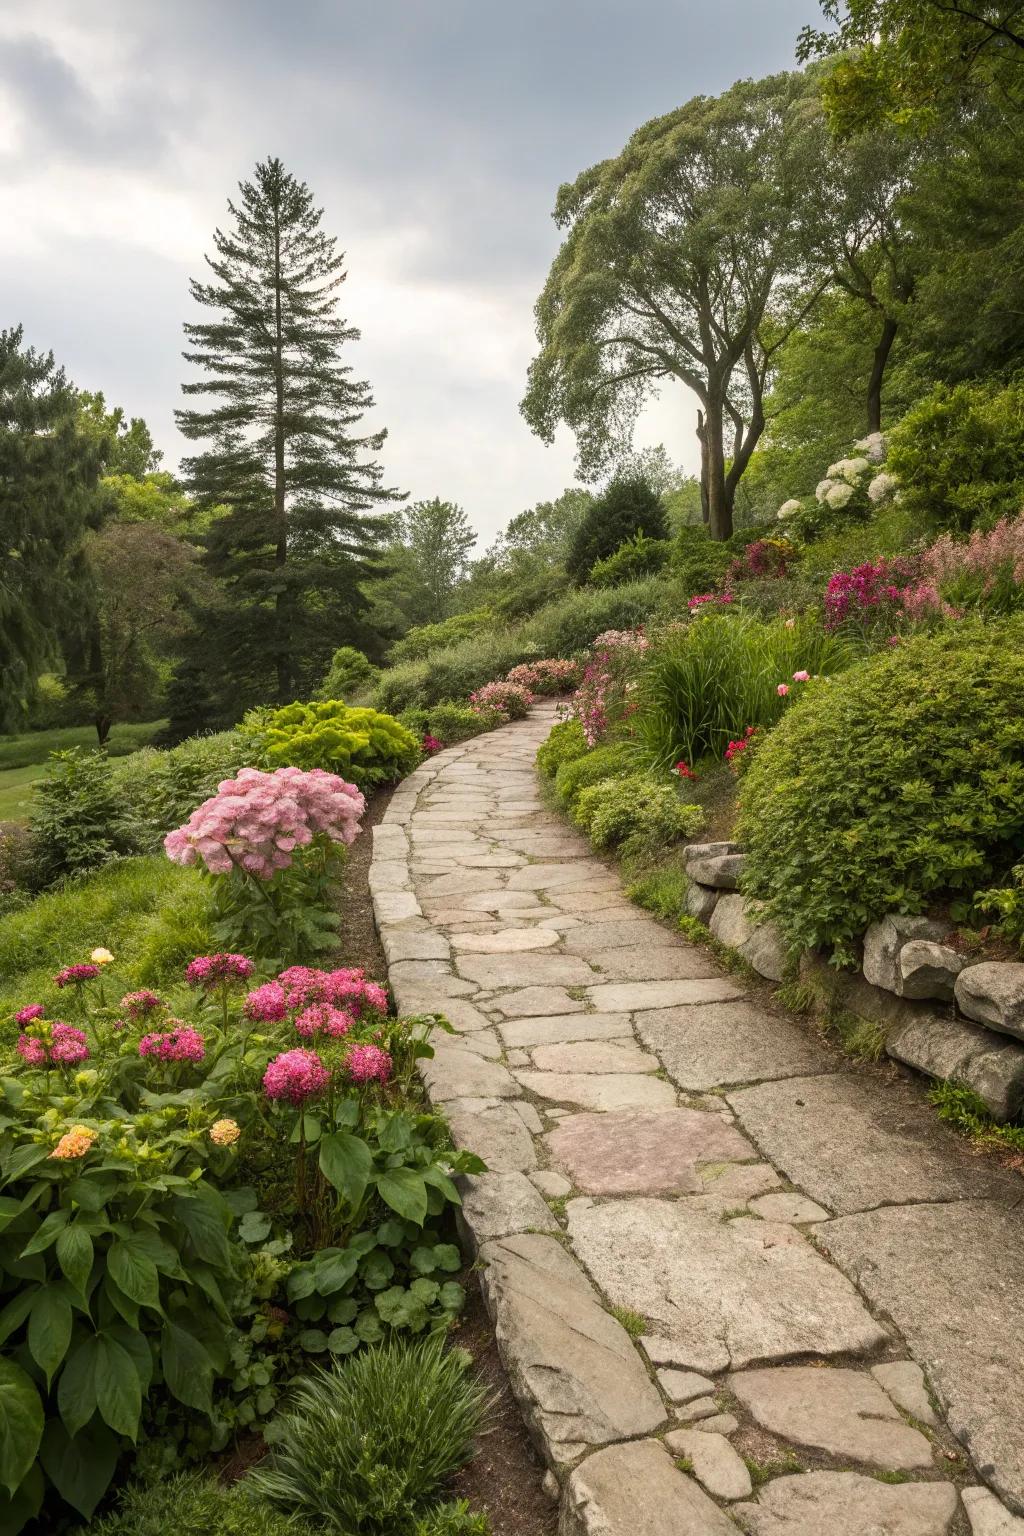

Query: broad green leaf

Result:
[57,1337,98,1438]
[432,1243,462,1273]
[95,1334,142,1439]
[327,1326,359,1355]
[375,1218,406,1247]
[286,1266,316,1302]
[409,1245,438,1275]
[375,1285,428,1331]
[360,1251,394,1292]
[222,1186,258,1217]
[297,1328,328,1352]
[55,1226,94,1296]
[0,1360,43,1497]
[0,1291,36,1349]
[39,1418,118,1519]
[172,1188,232,1268]
[353,1307,383,1344]
[1,1145,49,1186]
[318,1133,372,1209]
[161,1321,213,1414]
[422,1165,461,1206]
[439,1281,465,1313]
[102,1275,140,1330]
[0,1460,43,1536]
[314,1249,358,1296]
[108,1325,153,1393]
[28,1289,72,1387]
[410,1277,440,1304]
[375,1166,428,1225]
[238,1211,272,1244]
[327,1296,358,1325]
[107,1239,161,1310]
[377,1113,413,1153]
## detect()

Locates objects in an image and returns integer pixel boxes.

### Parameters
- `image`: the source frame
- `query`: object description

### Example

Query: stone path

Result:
[369,706,1024,1536]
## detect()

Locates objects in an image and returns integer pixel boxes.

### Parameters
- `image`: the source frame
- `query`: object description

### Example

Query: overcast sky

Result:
[0,0,821,545]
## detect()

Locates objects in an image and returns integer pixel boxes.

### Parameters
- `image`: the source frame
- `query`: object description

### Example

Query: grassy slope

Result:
[0,720,165,771]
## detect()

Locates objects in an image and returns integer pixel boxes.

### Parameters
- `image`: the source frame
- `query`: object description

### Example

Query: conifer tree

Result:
[176,157,400,706]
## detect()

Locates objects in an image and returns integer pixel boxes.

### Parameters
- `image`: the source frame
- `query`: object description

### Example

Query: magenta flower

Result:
[186,954,255,988]
[49,1024,90,1066]
[294,1003,355,1040]
[14,1005,44,1026]
[777,683,790,696]
[263,1048,331,1105]
[120,990,162,1021]
[54,964,99,988]
[138,1025,206,1063]
[345,1043,393,1086]
[16,1035,47,1066]
[244,982,289,1023]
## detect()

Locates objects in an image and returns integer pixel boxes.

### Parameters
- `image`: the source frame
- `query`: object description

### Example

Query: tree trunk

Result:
[704,396,733,542]
[272,194,290,702]
[95,714,112,747]
[867,314,898,435]
[696,410,710,525]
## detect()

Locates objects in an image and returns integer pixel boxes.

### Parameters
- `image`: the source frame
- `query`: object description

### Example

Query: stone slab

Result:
[872,1361,939,1428]
[587,979,744,1012]
[728,1072,1008,1215]
[456,953,598,989]
[962,1487,1024,1534]
[734,1472,958,1535]
[815,1200,1024,1511]
[561,918,703,955]
[728,1365,933,1468]
[494,987,586,1018]
[635,1001,827,1092]
[886,1012,1024,1122]
[515,1072,677,1112]
[668,1429,753,1501]
[589,948,731,983]
[499,1013,634,1049]
[442,1098,537,1171]
[529,1040,658,1075]
[559,1440,740,1536]
[529,1170,571,1199]
[422,1041,518,1101]
[458,1172,560,1249]
[452,929,561,953]
[567,1197,888,1374]
[658,1368,715,1403]
[477,1233,665,1468]
[546,1108,756,1196]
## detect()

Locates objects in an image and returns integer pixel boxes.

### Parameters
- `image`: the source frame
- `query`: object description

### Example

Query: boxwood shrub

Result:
[537,720,589,779]
[738,620,1024,963]
[573,772,705,856]
[553,744,636,809]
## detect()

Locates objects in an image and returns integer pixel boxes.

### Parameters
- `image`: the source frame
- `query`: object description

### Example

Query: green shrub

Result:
[573,772,705,856]
[373,633,532,716]
[247,1334,488,1534]
[526,578,668,656]
[390,612,494,663]
[670,526,733,595]
[415,1503,490,1536]
[566,474,667,583]
[115,732,246,851]
[90,1474,316,1536]
[888,379,1024,533]
[318,645,380,700]
[537,720,589,778]
[590,533,671,587]
[554,744,635,809]
[635,612,851,770]
[492,567,563,620]
[27,749,142,887]
[245,701,421,789]
[738,619,1024,963]
[397,704,490,746]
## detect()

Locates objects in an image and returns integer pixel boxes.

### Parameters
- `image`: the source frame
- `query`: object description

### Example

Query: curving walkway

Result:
[369,706,1024,1536]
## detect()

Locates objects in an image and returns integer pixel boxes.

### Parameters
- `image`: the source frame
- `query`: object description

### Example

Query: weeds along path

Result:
[370,704,1024,1536]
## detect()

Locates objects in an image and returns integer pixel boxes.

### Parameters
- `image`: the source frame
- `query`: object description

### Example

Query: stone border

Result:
[682,842,1024,1123]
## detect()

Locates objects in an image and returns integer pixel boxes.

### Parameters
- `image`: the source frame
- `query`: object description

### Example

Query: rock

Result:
[507,1048,530,1067]
[956,964,1024,1042]
[742,922,789,984]
[529,1041,659,1075]
[422,1041,518,1102]
[710,894,756,949]
[566,1197,888,1375]
[530,1170,571,1199]
[684,853,746,890]
[696,1413,739,1436]
[734,1471,958,1534]
[458,1172,559,1250]
[444,1028,503,1059]
[657,1369,715,1403]
[456,953,597,989]
[587,978,744,1013]
[453,929,561,953]
[368,859,412,893]
[899,941,966,1001]
[674,1396,719,1423]
[728,1365,933,1468]
[727,1072,1007,1215]
[561,918,686,954]
[701,1163,781,1199]
[641,1335,712,1371]
[667,1429,752,1501]
[962,1486,1024,1534]
[871,1361,939,1428]
[476,1233,665,1467]
[747,1193,830,1223]
[542,1471,560,1503]
[373,890,422,923]
[814,1200,1024,1511]
[459,889,550,912]
[635,1001,828,1092]
[507,864,601,891]
[443,1098,537,1171]
[379,927,451,963]
[499,1013,634,1049]
[546,1108,756,1197]
[513,1100,544,1134]
[514,1072,677,1112]
[595,948,733,983]
[494,987,586,1018]
[683,841,740,861]
[863,914,948,993]
[559,1440,739,1536]
[886,1012,1024,1122]
[685,881,720,924]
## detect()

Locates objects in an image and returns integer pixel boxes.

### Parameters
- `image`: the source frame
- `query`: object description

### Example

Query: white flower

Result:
[867,471,897,504]
[825,481,855,509]
[827,456,870,484]
[776,498,801,520]
[854,431,887,463]
[815,478,834,504]
[90,947,115,965]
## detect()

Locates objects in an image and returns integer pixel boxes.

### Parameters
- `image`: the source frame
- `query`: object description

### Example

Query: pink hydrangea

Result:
[294,1003,356,1040]
[138,1025,206,1063]
[186,954,255,988]
[777,683,790,696]
[164,766,365,881]
[120,990,162,1020]
[54,964,99,988]
[263,1048,331,1105]
[14,1005,44,1025]
[345,1043,393,1085]
[244,982,289,1023]
[792,670,811,683]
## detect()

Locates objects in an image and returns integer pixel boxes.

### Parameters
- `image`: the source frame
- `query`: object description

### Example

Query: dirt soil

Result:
[336,784,392,978]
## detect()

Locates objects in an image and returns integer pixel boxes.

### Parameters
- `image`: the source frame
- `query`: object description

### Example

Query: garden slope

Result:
[370,706,1024,1534]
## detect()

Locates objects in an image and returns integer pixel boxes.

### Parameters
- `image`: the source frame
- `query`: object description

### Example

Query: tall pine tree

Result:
[176,157,400,710]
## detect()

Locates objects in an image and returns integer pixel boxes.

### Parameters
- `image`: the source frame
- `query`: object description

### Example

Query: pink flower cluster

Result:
[14,1005,44,1025]
[675,761,698,781]
[164,765,365,880]
[139,1025,206,1063]
[572,653,614,747]
[726,539,791,584]
[294,1003,355,1040]
[186,954,255,988]
[922,513,1024,592]
[724,725,759,773]
[591,629,649,652]
[263,1047,331,1105]
[421,734,442,755]
[687,591,735,616]
[120,990,163,1020]
[467,681,533,722]
[244,966,388,1026]
[54,964,99,988]
[345,1043,393,1085]
[505,659,581,695]
[823,557,920,631]
[17,1023,89,1068]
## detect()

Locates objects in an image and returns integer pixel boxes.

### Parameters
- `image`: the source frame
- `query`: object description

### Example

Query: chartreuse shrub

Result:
[572,772,705,858]
[318,645,379,700]
[537,719,588,779]
[553,743,635,810]
[90,1474,317,1536]
[247,1333,488,1534]
[244,701,421,790]
[397,704,490,747]
[739,620,1024,964]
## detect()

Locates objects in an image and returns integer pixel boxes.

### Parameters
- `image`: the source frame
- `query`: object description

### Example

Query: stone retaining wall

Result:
[683,843,1024,1122]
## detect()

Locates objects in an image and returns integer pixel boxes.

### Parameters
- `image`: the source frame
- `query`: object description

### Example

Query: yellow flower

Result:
[50,1125,97,1160]
[90,948,115,965]
[210,1118,241,1147]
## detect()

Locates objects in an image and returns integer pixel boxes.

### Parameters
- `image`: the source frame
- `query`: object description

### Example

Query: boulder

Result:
[684,881,720,924]
[886,1012,1024,1122]
[863,914,949,993]
[708,895,787,981]
[559,1440,738,1536]
[956,963,1024,1042]
[684,852,745,890]
[899,940,966,1001]
[709,893,754,949]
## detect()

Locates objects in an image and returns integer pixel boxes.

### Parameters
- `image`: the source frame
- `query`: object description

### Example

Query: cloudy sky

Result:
[0,0,821,544]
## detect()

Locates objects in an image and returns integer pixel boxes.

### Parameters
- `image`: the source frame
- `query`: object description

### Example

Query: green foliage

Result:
[390,613,494,664]
[247,1334,488,1534]
[635,613,851,770]
[572,772,705,856]
[566,475,667,583]
[385,501,478,626]
[318,647,379,701]
[738,620,1024,961]
[929,1080,1024,1152]
[26,750,141,888]
[977,859,1024,949]
[526,579,668,656]
[589,533,671,587]
[625,863,690,921]
[553,744,635,809]
[0,722,163,773]
[373,634,529,716]
[670,527,733,596]
[246,701,421,790]
[115,733,245,850]
[90,1473,318,1536]
[537,720,589,779]
[397,705,490,747]
[887,379,1024,533]
[414,1501,490,1536]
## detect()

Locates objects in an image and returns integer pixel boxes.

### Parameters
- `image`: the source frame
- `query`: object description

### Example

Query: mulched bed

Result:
[335,784,393,977]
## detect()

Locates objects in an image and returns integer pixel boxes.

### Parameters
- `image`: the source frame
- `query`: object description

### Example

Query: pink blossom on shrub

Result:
[591,629,649,652]
[139,1025,206,1063]
[120,990,162,1020]
[50,1024,90,1065]
[422,734,442,754]
[16,1035,46,1066]
[792,670,810,682]
[345,1042,393,1085]
[823,557,918,630]
[294,1003,356,1040]
[675,761,698,781]
[922,513,1024,591]
[505,659,580,695]
[263,1047,331,1105]
[687,592,734,615]
[467,680,533,722]
[14,1005,44,1025]
[777,683,790,696]
[54,964,99,988]
[186,954,255,988]
[164,765,365,881]
[244,981,289,1023]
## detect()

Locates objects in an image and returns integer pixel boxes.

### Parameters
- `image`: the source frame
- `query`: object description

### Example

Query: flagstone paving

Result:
[371,706,1024,1534]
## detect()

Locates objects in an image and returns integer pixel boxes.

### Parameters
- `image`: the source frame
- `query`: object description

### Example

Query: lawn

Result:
[0,763,43,823]
[0,718,166,771]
